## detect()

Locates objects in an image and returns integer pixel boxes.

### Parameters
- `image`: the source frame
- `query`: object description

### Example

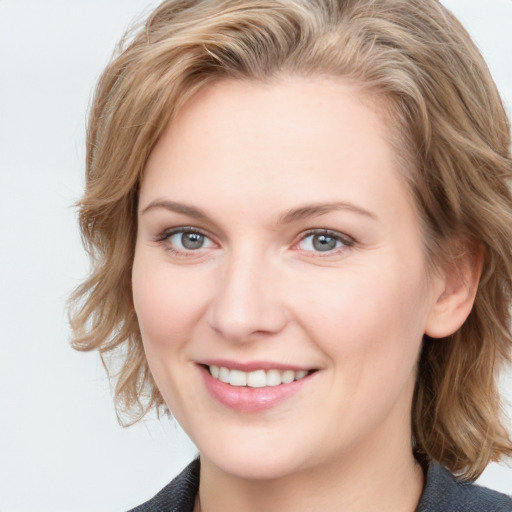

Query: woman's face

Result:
[132,76,443,480]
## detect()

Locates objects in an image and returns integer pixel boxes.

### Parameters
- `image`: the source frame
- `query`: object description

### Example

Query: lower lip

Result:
[199,366,313,412]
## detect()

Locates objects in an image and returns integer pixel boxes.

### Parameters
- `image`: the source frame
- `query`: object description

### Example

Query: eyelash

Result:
[154,227,354,257]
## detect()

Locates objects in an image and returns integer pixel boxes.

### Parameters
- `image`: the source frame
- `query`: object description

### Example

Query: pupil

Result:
[313,234,337,251]
[181,232,204,250]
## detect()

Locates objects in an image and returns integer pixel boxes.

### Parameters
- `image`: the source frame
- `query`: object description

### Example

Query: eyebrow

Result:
[140,199,378,223]
[279,201,378,224]
[140,199,209,219]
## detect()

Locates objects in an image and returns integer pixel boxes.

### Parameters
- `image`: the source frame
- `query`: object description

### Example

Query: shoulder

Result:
[127,459,200,512]
[417,461,512,512]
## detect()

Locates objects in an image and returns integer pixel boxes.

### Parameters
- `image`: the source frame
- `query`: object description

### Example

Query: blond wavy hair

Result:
[70,0,512,479]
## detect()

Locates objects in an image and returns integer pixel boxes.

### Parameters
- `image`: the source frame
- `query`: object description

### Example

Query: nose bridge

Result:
[207,243,287,342]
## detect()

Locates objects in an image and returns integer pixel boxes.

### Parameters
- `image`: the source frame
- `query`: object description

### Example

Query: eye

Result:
[170,231,207,250]
[296,230,353,253]
[157,227,216,254]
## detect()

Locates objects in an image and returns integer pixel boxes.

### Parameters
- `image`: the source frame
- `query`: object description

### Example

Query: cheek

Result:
[131,253,208,348]
[131,252,212,412]
[292,259,430,375]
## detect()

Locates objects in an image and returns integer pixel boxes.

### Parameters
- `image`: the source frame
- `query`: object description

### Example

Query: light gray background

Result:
[0,1,511,511]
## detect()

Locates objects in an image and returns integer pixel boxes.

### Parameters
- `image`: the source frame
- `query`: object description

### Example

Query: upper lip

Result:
[197,359,315,372]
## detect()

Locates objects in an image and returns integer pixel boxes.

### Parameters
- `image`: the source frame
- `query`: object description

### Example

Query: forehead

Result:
[141,76,408,211]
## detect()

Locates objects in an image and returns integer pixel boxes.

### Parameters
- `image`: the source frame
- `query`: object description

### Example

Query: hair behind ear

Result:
[414,241,512,479]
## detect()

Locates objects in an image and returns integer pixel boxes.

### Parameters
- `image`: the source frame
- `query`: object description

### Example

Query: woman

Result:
[70,0,512,510]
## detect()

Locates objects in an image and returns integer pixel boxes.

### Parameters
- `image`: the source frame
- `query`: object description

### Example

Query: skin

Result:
[132,76,473,512]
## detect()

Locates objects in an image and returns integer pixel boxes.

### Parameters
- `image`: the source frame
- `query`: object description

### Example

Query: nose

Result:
[206,250,288,343]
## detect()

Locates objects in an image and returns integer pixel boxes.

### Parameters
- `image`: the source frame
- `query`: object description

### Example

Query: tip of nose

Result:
[205,267,288,342]
[209,321,283,344]
[207,308,288,343]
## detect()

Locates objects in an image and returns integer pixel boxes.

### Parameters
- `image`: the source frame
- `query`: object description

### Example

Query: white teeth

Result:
[219,366,230,383]
[247,370,266,388]
[208,365,310,387]
[281,370,295,384]
[229,369,247,386]
[266,369,281,387]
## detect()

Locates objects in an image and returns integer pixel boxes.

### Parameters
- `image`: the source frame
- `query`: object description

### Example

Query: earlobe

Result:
[424,244,484,339]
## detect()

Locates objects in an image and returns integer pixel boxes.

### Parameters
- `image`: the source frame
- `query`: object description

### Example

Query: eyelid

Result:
[154,226,210,242]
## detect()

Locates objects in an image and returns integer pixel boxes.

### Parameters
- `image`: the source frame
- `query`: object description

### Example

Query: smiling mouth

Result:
[206,365,315,388]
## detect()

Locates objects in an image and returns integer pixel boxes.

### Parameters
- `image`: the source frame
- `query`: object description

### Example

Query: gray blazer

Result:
[128,458,512,512]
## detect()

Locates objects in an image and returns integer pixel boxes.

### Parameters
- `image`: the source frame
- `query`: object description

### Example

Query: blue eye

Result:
[297,231,352,253]
[164,229,215,252]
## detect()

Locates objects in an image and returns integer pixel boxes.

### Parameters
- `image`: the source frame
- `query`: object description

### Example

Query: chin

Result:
[206,449,310,481]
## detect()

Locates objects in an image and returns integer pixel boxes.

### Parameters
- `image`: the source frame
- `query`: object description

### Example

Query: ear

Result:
[424,244,484,339]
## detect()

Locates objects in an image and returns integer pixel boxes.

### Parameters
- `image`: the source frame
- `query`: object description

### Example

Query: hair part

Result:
[69,0,512,478]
